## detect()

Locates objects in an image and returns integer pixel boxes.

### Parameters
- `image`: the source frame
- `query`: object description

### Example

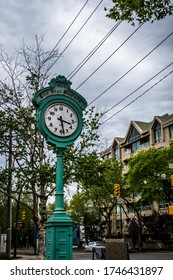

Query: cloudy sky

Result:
[1,0,173,146]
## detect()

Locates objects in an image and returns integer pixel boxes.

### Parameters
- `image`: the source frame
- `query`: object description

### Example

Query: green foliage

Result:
[106,0,173,25]
[63,106,102,186]
[127,147,173,204]
[68,158,124,238]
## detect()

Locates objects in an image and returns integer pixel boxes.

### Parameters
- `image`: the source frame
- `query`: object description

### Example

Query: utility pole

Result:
[6,126,12,259]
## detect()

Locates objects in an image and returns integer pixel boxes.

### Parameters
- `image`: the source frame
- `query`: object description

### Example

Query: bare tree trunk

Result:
[37,225,45,260]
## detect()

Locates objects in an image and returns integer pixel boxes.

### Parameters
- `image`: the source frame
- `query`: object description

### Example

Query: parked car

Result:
[84,241,105,252]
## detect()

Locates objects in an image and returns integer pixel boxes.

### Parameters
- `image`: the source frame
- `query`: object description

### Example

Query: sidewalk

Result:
[0,248,93,260]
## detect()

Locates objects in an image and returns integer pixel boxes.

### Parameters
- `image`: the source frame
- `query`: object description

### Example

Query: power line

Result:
[45,0,90,62]
[46,0,104,73]
[100,69,173,125]
[89,31,173,105]
[67,21,122,79]
[75,23,144,91]
[103,61,173,115]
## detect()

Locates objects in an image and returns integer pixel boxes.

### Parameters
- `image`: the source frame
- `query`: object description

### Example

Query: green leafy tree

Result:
[69,156,124,239]
[127,147,172,203]
[69,192,99,243]
[106,0,173,25]
[126,145,173,249]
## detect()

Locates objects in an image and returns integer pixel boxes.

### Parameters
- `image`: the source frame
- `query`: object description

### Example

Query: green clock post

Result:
[32,75,87,259]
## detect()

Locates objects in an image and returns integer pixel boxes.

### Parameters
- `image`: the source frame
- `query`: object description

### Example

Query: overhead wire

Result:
[103,61,173,116]
[100,69,173,125]
[67,20,122,79]
[44,0,90,63]
[75,23,144,91]
[46,0,104,73]
[88,31,173,105]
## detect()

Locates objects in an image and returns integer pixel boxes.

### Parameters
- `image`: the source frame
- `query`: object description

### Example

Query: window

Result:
[159,200,168,209]
[123,160,129,170]
[132,140,140,153]
[153,122,162,143]
[107,153,111,159]
[169,124,173,139]
[128,127,140,144]
[114,145,120,159]
[140,137,149,148]
[125,147,131,155]
[137,202,153,211]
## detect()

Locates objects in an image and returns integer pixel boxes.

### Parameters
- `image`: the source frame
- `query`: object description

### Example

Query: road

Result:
[129,251,173,260]
[1,249,173,260]
[73,250,173,260]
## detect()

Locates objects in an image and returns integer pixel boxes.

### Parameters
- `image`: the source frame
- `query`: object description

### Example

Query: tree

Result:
[69,192,99,243]
[127,147,172,204]
[125,146,173,249]
[69,156,124,239]
[106,0,173,25]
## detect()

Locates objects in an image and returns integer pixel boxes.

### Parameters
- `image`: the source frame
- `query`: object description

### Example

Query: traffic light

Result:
[114,184,120,197]
[21,211,26,220]
[171,175,173,189]
[168,205,173,215]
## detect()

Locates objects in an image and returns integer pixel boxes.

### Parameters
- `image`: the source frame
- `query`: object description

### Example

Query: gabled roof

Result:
[100,144,112,157]
[119,113,173,146]
[162,113,173,126]
[134,121,152,133]
[121,120,150,145]
[112,137,124,147]
[150,113,173,129]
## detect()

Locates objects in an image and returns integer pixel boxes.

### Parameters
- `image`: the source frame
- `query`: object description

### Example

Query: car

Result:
[84,241,105,252]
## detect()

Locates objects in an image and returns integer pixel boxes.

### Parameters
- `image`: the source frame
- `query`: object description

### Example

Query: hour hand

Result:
[57,116,65,134]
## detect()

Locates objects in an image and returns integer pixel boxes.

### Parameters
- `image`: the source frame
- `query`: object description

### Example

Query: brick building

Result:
[101,113,173,242]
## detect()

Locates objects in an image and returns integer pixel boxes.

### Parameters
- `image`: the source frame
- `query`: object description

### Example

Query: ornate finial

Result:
[48,75,72,88]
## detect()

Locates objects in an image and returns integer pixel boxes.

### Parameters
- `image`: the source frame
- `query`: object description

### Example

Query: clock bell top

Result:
[32,75,88,111]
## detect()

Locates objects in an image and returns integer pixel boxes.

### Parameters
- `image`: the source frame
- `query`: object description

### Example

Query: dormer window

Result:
[169,124,173,139]
[128,127,140,144]
[154,122,162,143]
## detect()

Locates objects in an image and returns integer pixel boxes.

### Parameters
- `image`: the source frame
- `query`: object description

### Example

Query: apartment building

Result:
[101,113,173,239]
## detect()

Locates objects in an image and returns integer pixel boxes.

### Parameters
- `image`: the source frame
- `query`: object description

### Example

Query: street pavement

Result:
[129,251,173,260]
[1,248,173,260]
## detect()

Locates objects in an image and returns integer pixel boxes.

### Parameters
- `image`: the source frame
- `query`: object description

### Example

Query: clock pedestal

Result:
[45,148,73,260]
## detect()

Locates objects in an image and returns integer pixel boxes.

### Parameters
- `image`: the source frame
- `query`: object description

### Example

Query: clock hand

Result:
[57,116,65,134]
[58,117,72,126]
[61,119,72,125]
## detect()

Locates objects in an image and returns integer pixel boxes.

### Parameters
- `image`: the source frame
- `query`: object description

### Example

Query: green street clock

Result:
[32,75,87,148]
[32,75,87,260]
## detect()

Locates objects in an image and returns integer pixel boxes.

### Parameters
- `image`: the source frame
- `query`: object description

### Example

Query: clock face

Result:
[44,103,79,137]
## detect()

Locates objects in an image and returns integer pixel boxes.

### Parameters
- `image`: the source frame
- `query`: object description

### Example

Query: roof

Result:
[101,113,173,154]
[118,113,173,146]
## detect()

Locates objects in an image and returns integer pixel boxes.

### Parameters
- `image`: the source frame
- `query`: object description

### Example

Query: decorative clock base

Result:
[45,212,73,260]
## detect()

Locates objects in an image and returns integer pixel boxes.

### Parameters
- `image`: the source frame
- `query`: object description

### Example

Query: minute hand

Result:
[61,119,71,125]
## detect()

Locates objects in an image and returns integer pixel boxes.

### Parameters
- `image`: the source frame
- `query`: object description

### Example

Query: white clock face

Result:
[44,103,78,137]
